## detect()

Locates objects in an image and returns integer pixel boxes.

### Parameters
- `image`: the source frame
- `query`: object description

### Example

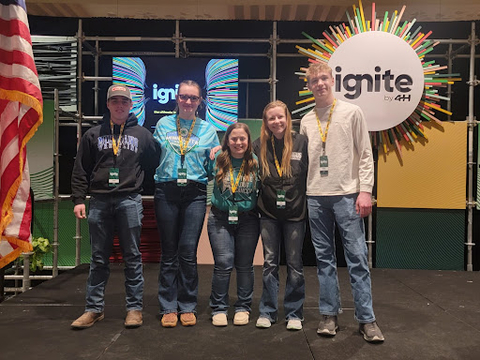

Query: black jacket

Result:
[71,112,160,205]
[253,132,308,221]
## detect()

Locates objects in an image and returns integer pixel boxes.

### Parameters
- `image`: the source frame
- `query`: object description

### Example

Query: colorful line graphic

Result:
[205,59,239,131]
[113,57,147,126]
[294,1,461,157]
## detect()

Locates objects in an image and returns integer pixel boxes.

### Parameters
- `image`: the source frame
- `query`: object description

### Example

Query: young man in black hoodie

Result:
[71,84,159,329]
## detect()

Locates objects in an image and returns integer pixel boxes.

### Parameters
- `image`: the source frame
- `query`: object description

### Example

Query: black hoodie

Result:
[71,112,160,205]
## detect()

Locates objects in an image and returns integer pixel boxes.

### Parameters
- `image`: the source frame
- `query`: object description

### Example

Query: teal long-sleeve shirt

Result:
[210,152,260,213]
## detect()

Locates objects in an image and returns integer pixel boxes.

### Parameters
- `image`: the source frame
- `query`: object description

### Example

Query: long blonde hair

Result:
[259,100,293,179]
[215,123,257,186]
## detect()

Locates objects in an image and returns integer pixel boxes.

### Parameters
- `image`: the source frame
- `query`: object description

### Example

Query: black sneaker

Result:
[359,321,385,343]
[317,315,338,336]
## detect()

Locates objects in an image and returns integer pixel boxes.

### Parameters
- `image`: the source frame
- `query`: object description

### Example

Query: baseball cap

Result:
[107,84,132,100]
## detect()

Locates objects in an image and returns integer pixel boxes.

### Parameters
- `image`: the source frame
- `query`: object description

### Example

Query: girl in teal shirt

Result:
[153,80,220,328]
[207,122,260,327]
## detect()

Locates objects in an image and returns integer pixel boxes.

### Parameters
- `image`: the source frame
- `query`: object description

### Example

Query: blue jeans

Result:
[155,181,207,314]
[207,207,260,315]
[259,217,306,322]
[307,194,375,323]
[86,193,144,312]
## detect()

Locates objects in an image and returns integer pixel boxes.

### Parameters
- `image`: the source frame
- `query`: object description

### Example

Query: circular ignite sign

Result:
[329,31,424,131]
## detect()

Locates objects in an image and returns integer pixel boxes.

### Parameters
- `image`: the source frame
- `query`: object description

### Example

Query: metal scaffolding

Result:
[73,19,478,271]
[3,18,478,298]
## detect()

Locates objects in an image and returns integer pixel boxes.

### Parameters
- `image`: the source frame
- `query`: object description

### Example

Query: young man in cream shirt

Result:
[300,62,384,343]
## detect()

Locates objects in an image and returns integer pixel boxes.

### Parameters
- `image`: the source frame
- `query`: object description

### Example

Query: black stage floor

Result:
[1,264,480,360]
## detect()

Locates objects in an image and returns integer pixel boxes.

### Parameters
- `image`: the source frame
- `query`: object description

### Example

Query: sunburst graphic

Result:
[294,1,461,158]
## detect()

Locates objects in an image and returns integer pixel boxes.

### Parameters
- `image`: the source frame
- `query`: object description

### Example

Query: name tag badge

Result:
[320,155,328,177]
[228,205,239,225]
[276,190,286,209]
[109,167,119,187]
[291,152,302,161]
[177,168,187,186]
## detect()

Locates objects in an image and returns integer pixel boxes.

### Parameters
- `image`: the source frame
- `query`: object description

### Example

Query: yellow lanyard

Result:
[315,99,337,152]
[176,116,196,156]
[271,135,283,177]
[229,159,245,194]
[110,120,125,156]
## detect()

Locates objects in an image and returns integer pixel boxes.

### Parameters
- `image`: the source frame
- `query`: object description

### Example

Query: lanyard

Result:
[271,135,283,177]
[110,120,125,156]
[177,116,196,155]
[229,159,246,194]
[176,116,196,166]
[315,99,336,154]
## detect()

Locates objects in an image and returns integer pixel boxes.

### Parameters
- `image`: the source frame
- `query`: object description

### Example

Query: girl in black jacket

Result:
[252,100,308,331]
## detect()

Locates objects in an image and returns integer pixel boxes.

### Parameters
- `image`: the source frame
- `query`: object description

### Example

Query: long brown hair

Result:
[215,122,257,186]
[259,100,293,179]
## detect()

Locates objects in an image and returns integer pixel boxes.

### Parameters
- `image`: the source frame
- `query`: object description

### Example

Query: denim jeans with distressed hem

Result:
[155,181,207,314]
[207,207,260,315]
[307,194,375,323]
[258,217,306,322]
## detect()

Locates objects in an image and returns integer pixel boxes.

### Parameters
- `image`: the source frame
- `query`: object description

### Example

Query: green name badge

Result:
[276,189,286,209]
[228,205,239,225]
[177,168,187,186]
[319,155,328,177]
[109,167,119,187]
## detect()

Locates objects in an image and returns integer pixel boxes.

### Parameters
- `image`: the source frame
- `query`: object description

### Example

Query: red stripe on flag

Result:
[17,175,32,240]
[0,104,20,150]
[19,107,42,139]
[0,48,39,76]
[1,152,21,213]
[0,75,42,101]
[0,18,32,44]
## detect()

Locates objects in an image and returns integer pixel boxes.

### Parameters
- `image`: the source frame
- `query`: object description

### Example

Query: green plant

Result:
[29,237,51,272]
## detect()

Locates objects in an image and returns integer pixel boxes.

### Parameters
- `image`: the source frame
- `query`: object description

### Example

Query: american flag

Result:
[0,0,43,268]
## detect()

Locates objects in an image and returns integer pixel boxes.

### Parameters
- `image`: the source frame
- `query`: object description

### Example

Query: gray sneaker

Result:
[317,315,338,336]
[359,321,385,343]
